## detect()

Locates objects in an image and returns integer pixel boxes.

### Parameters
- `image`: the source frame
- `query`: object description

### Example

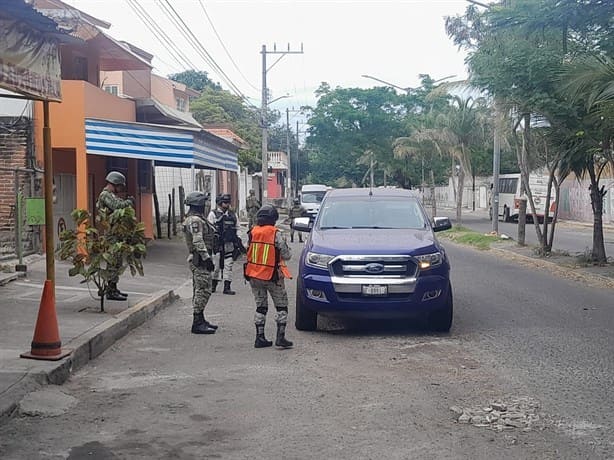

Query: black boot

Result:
[211,280,218,293]
[254,324,272,348]
[107,284,126,302]
[223,281,235,295]
[192,312,216,334]
[106,291,126,301]
[203,314,218,330]
[106,284,127,301]
[290,235,294,243]
[275,323,293,348]
[112,283,128,297]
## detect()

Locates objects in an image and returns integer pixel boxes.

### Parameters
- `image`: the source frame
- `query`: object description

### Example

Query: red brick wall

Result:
[0,117,35,256]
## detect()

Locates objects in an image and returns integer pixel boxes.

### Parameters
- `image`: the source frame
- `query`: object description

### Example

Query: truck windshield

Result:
[318,197,426,230]
[301,192,326,204]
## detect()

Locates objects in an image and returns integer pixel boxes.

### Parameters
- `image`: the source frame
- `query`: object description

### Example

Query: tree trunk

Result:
[547,174,562,252]
[589,172,607,263]
[456,166,464,226]
[430,169,437,218]
[451,158,457,206]
[472,171,476,211]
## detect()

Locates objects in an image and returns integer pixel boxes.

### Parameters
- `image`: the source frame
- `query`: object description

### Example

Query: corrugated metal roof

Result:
[0,0,78,41]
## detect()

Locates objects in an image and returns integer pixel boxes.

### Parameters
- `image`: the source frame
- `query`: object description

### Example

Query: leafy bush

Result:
[57,207,147,312]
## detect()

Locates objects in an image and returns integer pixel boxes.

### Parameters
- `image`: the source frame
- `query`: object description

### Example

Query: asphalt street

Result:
[0,238,612,459]
[457,210,614,256]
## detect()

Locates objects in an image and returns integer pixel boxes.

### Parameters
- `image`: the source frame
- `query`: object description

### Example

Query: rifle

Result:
[215,215,225,277]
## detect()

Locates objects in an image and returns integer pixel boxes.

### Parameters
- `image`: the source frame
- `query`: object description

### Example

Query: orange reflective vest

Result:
[245,225,292,281]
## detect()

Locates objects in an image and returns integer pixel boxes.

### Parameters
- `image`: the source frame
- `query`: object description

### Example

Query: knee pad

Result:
[256,306,268,315]
[254,311,266,325]
[275,310,288,324]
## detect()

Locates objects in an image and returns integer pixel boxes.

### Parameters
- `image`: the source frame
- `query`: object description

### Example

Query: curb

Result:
[489,246,614,289]
[0,272,26,286]
[0,288,178,424]
[444,239,614,290]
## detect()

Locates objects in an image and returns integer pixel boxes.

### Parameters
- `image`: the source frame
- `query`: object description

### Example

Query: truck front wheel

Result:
[295,283,317,331]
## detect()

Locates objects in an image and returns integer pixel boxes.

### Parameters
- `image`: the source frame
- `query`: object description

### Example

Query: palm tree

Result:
[394,95,489,226]
[555,55,614,263]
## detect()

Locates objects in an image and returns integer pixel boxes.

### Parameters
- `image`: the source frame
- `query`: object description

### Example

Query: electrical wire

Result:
[127,0,197,71]
[156,0,254,106]
[197,0,259,92]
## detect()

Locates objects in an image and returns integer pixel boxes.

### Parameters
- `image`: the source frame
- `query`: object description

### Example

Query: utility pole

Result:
[370,153,374,188]
[286,108,291,203]
[260,43,303,205]
[296,120,300,196]
[492,102,501,234]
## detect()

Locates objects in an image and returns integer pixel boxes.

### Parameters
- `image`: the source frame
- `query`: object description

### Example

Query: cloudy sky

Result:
[67,0,470,111]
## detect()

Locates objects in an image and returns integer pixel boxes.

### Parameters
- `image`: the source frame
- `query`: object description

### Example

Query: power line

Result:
[197,0,259,93]
[127,0,197,71]
[156,0,248,101]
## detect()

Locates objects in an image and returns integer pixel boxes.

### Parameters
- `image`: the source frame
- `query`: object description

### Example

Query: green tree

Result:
[446,0,568,249]
[58,208,147,312]
[169,70,221,92]
[395,95,489,225]
[305,84,406,186]
[190,87,263,172]
[555,55,614,262]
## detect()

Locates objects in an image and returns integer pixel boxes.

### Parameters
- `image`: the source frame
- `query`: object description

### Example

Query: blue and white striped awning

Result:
[85,118,238,171]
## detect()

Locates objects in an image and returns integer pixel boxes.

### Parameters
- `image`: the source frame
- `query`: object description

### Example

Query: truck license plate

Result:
[362,284,387,296]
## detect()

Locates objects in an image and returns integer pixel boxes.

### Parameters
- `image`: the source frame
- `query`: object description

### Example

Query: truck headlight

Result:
[306,252,334,269]
[416,252,443,270]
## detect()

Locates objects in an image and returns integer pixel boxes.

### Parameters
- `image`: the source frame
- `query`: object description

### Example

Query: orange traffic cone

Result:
[20,280,71,361]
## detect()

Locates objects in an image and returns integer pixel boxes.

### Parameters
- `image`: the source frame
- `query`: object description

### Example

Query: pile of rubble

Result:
[451,397,543,432]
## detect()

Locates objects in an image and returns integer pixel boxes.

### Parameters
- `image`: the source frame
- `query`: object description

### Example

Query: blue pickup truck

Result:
[292,187,453,332]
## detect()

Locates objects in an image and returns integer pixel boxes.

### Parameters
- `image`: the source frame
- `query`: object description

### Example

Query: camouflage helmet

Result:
[293,197,300,205]
[105,171,126,186]
[216,193,231,204]
[256,204,279,225]
[249,189,255,195]
[184,191,208,207]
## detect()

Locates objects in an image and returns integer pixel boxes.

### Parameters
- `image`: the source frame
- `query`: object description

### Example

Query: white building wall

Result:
[154,166,215,218]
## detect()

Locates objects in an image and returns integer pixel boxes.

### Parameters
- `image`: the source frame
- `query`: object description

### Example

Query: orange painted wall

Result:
[34,81,136,212]
[33,80,155,247]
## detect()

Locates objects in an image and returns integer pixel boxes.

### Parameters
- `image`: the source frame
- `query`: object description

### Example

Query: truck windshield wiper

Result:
[351,226,391,229]
[319,226,350,229]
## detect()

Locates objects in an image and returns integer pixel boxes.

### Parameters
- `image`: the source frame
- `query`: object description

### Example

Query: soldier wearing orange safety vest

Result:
[244,204,294,349]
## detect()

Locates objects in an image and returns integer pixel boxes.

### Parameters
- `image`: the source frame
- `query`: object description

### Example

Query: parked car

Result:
[299,184,329,218]
[293,187,453,332]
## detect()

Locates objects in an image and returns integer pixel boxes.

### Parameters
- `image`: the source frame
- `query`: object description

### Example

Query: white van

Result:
[495,173,556,223]
[299,184,328,218]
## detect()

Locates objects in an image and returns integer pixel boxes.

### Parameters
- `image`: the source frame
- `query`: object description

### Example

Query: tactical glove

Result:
[203,257,215,272]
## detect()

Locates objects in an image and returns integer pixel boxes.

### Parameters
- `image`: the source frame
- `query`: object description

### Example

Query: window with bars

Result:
[104,85,119,96]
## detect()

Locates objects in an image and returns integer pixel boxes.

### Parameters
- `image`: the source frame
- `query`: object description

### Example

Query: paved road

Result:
[457,210,614,256]
[1,241,612,459]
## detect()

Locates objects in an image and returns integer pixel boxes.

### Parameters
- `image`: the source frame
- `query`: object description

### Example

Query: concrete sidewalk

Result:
[0,238,190,424]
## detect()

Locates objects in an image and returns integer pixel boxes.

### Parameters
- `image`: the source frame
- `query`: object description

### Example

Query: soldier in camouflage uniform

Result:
[208,194,240,295]
[244,205,293,349]
[96,171,134,301]
[245,189,261,229]
[288,197,308,243]
[183,191,218,334]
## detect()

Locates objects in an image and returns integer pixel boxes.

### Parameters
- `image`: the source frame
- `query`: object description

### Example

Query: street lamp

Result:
[361,74,458,93]
[269,94,290,105]
[361,74,411,92]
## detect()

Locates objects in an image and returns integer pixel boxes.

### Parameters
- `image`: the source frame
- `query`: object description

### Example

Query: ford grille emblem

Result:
[365,263,384,273]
